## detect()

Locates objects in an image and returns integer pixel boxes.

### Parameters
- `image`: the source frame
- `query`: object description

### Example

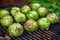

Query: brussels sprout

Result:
[37,18,50,30]
[1,16,13,27]
[8,23,24,37]
[14,13,26,23]
[0,10,9,19]
[31,3,41,10]
[10,7,20,16]
[46,13,58,24]
[21,5,31,14]
[37,7,47,17]
[26,11,38,20]
[24,19,38,32]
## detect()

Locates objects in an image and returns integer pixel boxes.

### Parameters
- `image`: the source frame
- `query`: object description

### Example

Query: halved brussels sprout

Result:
[24,19,38,32]
[46,13,58,24]
[8,23,24,37]
[10,7,20,16]
[37,18,50,30]
[37,7,47,17]
[14,13,26,23]
[1,16,13,27]
[31,3,41,10]
[0,10,9,19]
[26,11,38,20]
[21,5,31,14]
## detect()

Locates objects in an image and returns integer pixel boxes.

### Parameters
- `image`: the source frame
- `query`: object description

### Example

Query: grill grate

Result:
[0,23,60,40]
[0,4,60,40]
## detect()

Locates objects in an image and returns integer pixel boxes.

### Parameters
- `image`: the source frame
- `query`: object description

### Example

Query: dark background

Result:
[0,0,29,6]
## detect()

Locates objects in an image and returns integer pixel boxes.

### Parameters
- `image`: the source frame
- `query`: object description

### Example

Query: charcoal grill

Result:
[0,4,60,40]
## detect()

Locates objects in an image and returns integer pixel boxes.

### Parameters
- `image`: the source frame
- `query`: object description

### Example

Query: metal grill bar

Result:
[24,32,35,40]
[27,32,44,40]
[21,37,27,40]
[37,30,52,40]
[34,30,48,39]
[25,32,41,40]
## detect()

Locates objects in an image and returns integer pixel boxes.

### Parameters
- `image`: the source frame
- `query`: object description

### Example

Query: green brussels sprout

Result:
[31,3,41,10]
[21,5,31,14]
[1,16,13,27]
[10,7,20,16]
[24,19,38,32]
[0,10,9,19]
[8,23,24,37]
[37,18,50,30]
[14,13,26,23]
[46,13,58,24]
[37,7,47,17]
[26,11,38,20]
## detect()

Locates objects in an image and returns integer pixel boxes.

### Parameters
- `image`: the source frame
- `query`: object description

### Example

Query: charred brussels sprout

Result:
[26,11,38,20]
[21,5,31,14]
[8,23,24,37]
[46,13,58,24]
[37,7,47,17]
[24,19,38,32]
[1,16,13,27]
[10,7,20,16]
[14,13,26,23]
[0,10,9,19]
[37,18,50,30]
[31,3,40,10]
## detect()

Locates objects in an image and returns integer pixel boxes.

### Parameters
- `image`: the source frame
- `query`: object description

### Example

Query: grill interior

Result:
[0,4,60,40]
